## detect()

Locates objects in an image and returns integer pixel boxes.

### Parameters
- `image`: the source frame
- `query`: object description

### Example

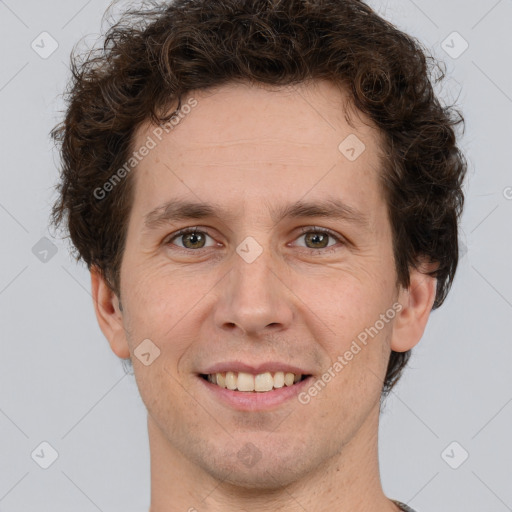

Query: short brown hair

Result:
[51,0,467,394]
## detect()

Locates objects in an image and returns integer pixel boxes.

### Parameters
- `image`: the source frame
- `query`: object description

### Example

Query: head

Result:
[51,0,466,489]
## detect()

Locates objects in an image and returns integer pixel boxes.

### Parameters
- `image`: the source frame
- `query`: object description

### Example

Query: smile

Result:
[200,371,310,392]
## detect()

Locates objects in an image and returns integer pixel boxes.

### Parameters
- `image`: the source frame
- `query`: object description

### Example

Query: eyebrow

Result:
[143,197,370,233]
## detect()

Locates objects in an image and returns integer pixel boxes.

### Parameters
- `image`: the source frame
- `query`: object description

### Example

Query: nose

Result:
[213,244,294,337]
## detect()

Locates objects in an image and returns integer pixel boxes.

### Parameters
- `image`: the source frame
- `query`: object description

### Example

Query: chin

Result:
[196,439,313,490]
[208,462,305,491]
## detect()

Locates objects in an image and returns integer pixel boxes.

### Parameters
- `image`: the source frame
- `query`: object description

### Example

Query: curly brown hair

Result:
[50,0,467,395]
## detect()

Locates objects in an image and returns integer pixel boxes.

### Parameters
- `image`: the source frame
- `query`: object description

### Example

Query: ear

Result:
[90,266,131,359]
[391,264,437,352]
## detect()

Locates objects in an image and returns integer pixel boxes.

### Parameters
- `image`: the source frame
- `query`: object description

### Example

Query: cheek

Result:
[292,268,397,390]
[121,264,206,362]
[292,264,394,332]
[131,362,191,442]
[124,259,196,319]
[310,323,394,418]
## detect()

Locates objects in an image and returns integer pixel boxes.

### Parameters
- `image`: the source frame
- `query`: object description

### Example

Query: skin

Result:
[91,80,436,512]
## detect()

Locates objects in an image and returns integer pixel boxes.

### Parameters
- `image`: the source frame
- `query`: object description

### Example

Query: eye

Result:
[165,227,217,250]
[292,227,344,252]
[164,226,345,253]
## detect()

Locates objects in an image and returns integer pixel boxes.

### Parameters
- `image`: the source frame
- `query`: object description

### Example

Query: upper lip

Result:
[200,361,312,375]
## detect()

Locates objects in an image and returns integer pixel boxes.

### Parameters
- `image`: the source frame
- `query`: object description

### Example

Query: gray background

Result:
[0,0,511,510]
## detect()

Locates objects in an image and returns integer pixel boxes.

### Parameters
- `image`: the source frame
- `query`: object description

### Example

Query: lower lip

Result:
[198,375,313,411]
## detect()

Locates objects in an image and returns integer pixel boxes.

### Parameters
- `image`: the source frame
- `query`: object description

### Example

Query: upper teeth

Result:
[206,371,302,392]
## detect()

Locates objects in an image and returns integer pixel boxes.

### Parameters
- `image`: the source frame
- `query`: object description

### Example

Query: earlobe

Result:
[90,266,131,359]
[391,266,437,353]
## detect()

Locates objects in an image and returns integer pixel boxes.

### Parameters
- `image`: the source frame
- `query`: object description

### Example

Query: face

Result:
[105,80,408,487]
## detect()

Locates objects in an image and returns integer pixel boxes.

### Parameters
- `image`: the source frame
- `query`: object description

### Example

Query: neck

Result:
[147,406,399,512]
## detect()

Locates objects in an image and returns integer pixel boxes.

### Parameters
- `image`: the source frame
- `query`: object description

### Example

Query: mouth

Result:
[199,371,311,392]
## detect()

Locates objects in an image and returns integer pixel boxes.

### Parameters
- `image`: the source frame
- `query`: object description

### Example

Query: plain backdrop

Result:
[0,0,511,511]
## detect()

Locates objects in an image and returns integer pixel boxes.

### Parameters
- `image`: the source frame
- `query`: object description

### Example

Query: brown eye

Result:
[167,228,215,250]
[181,231,206,249]
[303,231,330,249]
[293,227,344,253]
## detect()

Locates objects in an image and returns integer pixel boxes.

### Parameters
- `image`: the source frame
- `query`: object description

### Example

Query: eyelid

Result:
[297,225,343,241]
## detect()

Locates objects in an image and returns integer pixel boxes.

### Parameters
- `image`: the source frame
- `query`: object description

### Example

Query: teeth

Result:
[254,372,273,392]
[273,371,285,388]
[237,372,255,392]
[225,371,237,390]
[216,372,226,388]
[284,372,295,386]
[205,371,305,392]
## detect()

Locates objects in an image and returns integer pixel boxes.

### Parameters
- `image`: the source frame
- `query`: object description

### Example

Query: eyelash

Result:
[165,226,345,254]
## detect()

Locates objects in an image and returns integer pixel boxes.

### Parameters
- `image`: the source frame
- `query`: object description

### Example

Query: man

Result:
[51,0,466,510]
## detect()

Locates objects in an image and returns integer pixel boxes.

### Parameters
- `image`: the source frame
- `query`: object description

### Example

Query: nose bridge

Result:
[233,241,276,299]
[215,235,293,335]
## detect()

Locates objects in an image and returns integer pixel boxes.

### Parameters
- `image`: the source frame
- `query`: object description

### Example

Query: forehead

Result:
[129,80,386,224]
[142,79,382,149]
